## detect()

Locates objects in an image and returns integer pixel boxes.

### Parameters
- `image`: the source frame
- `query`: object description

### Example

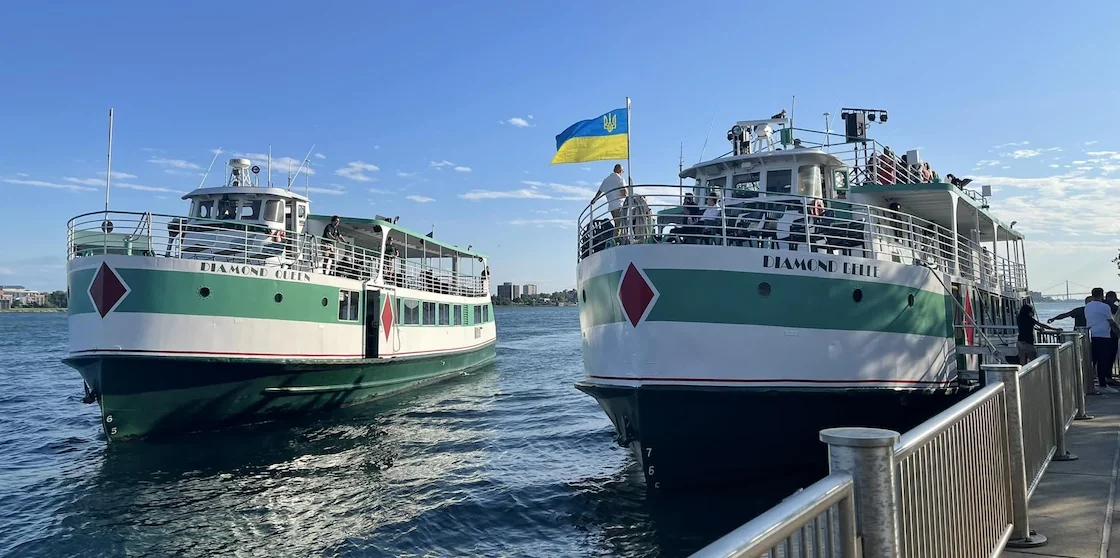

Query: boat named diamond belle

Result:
[575,108,1033,489]
[66,157,496,441]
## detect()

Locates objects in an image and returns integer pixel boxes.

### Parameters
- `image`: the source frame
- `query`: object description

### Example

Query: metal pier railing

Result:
[692,331,1092,558]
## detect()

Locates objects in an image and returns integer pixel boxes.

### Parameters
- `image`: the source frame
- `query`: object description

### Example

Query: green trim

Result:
[580,268,952,337]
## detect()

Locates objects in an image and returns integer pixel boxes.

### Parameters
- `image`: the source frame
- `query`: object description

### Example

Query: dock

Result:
[692,330,1120,558]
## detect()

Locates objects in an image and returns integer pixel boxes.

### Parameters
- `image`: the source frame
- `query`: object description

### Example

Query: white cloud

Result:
[64,177,105,186]
[509,218,575,228]
[430,160,455,169]
[2,178,96,192]
[99,171,137,180]
[147,157,201,169]
[1048,164,1059,168]
[407,195,435,203]
[460,189,552,200]
[454,166,471,173]
[163,169,205,177]
[306,186,346,196]
[15,172,29,177]
[236,153,316,176]
[1085,141,1099,146]
[209,148,223,155]
[1086,151,1120,159]
[374,145,381,150]
[116,183,180,193]
[1073,160,1088,165]
[0,267,13,275]
[397,170,418,178]
[368,187,389,194]
[335,161,380,182]
[314,153,327,159]
[1002,147,1062,159]
[993,141,1030,149]
[975,160,1001,168]
[581,167,592,171]
[503,117,531,128]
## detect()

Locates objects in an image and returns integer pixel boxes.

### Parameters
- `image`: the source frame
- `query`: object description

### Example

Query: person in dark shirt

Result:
[1017,301,1061,363]
[321,215,347,275]
[1048,296,1092,328]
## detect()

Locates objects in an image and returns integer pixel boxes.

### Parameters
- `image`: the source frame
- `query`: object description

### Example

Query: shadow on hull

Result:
[576,382,975,491]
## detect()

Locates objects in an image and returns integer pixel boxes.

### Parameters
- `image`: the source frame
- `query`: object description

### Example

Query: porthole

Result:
[907,294,915,307]
[852,288,863,303]
[321,297,329,307]
[757,282,771,297]
[199,287,211,298]
[274,293,284,303]
[581,290,587,303]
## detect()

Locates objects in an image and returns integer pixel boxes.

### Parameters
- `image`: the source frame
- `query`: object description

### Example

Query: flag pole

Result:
[104,108,113,213]
[625,97,632,187]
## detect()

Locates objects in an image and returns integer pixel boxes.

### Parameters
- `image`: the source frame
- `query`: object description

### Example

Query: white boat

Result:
[574,109,1036,489]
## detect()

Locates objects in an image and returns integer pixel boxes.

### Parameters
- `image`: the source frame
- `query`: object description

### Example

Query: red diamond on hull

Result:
[89,262,129,318]
[618,263,656,327]
[381,297,394,340]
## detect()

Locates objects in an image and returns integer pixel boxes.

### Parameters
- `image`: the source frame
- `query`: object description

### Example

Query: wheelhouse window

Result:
[704,176,727,199]
[797,165,822,198]
[195,200,215,219]
[765,170,793,194]
[217,198,237,220]
[731,173,760,199]
[264,199,284,223]
[239,200,262,220]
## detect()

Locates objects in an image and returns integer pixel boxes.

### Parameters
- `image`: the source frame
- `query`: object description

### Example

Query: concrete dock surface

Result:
[1004,392,1120,558]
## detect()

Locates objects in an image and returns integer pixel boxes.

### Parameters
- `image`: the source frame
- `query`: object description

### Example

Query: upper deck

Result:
[577,112,1029,294]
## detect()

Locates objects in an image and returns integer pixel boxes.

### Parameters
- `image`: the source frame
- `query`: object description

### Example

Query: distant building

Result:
[522,284,538,297]
[0,285,45,307]
[497,282,520,301]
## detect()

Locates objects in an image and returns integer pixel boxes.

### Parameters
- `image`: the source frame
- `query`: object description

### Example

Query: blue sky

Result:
[2,0,1119,296]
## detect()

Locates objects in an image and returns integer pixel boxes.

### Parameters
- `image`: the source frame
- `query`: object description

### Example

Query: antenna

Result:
[197,147,223,189]
[678,143,684,186]
[267,144,272,188]
[697,112,717,163]
[287,160,292,189]
[305,159,310,198]
[790,95,795,130]
[286,144,316,189]
[104,108,113,213]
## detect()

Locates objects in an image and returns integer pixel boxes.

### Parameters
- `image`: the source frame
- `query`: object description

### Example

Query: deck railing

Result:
[67,211,488,297]
[692,334,1088,557]
[577,184,1026,293]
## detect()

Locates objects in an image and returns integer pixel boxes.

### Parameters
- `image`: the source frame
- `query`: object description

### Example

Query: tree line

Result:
[492,289,578,306]
[8,290,68,309]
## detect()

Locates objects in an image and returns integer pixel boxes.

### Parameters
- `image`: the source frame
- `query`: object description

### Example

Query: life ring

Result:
[810,198,825,217]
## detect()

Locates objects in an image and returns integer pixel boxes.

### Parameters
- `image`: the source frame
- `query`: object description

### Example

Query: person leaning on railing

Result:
[321,215,347,276]
[593,164,628,244]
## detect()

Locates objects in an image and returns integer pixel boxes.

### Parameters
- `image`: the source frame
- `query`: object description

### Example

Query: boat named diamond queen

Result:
[574,109,1034,490]
[66,156,496,441]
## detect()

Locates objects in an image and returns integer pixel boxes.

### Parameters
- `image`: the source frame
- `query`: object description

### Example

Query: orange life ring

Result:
[810,198,825,217]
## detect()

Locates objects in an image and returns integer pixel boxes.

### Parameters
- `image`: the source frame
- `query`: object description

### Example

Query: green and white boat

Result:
[575,109,1034,490]
[66,157,496,441]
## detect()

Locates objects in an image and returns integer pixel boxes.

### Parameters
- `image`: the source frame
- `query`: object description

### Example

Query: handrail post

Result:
[1062,331,1094,419]
[1076,326,1101,396]
[983,363,1048,548]
[820,427,900,558]
[1037,343,1078,461]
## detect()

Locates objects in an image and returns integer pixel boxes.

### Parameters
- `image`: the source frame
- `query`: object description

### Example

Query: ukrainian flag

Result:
[550,108,628,164]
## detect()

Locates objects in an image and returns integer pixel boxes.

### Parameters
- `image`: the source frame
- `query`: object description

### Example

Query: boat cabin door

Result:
[365,290,380,358]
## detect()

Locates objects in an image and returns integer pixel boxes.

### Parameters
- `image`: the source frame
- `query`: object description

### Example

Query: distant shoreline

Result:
[0,308,66,313]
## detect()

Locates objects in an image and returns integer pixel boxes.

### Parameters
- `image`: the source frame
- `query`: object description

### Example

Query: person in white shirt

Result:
[1085,287,1119,393]
[594,164,628,241]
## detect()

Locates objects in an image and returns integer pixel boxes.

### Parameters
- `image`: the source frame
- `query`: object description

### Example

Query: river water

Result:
[0,303,1083,557]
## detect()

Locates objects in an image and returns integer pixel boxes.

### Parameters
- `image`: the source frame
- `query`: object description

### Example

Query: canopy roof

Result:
[849,183,1024,241]
[310,214,487,260]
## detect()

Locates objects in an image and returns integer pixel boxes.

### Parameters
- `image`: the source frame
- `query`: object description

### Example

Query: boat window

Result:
[422,302,436,325]
[298,205,307,218]
[195,200,214,219]
[439,303,451,325]
[704,176,727,199]
[217,198,237,220]
[797,165,822,198]
[453,304,463,326]
[474,305,483,324]
[402,299,420,325]
[264,200,284,223]
[765,170,793,194]
[731,173,760,199]
[239,200,262,220]
[338,290,360,321]
[484,305,490,323]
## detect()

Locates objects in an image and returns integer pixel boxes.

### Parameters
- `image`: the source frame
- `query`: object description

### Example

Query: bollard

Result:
[1061,332,1093,420]
[983,363,1048,548]
[820,427,900,558]
[1037,343,1078,461]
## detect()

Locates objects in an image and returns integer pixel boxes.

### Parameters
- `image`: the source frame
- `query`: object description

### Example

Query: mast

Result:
[104,108,113,213]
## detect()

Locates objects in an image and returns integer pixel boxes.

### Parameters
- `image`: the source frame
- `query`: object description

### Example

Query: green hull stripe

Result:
[581,268,952,337]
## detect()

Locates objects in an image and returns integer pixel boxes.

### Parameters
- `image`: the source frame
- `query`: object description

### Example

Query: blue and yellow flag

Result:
[550,108,628,165]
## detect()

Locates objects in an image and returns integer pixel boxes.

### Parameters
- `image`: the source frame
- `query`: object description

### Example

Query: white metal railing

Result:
[692,334,1090,557]
[67,211,488,297]
[578,185,1027,293]
[690,473,858,558]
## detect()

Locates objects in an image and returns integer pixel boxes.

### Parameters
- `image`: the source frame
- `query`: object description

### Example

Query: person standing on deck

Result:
[594,164,628,243]
[1048,296,1092,328]
[1017,301,1061,363]
[1085,288,1119,393]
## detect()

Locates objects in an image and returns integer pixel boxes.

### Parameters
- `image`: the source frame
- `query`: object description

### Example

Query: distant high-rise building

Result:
[497,282,520,300]
[522,284,538,297]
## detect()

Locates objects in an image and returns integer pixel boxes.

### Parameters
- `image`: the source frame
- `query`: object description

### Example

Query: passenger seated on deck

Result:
[321,215,347,276]
[698,193,723,242]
